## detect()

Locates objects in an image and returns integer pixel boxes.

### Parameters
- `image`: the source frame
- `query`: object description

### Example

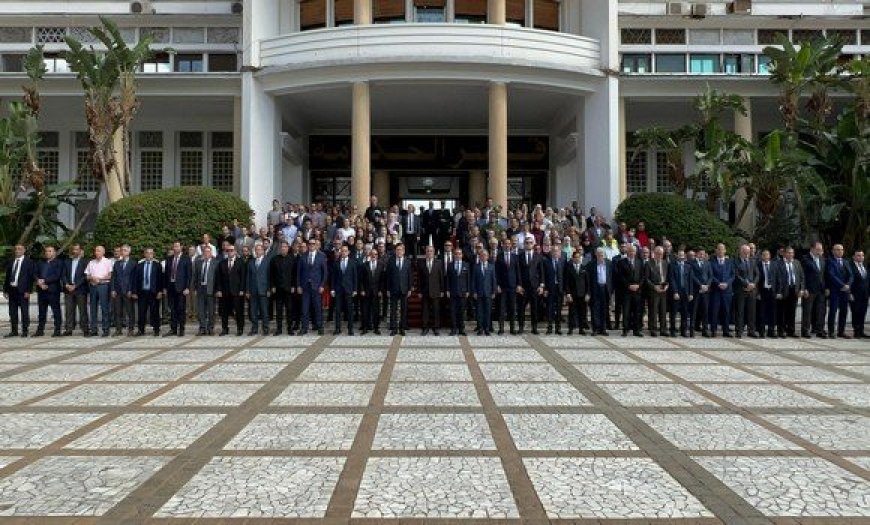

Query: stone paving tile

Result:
[145,348,234,362]
[600,383,715,407]
[798,383,870,406]
[837,365,870,377]
[629,350,718,364]
[272,382,376,406]
[0,456,20,468]
[659,364,764,383]
[703,350,799,364]
[227,347,306,362]
[0,455,169,516]
[743,338,822,350]
[191,362,285,381]
[0,413,102,448]
[395,348,465,362]
[225,414,362,450]
[0,382,66,405]
[479,363,565,381]
[112,337,193,348]
[299,363,384,381]
[400,335,460,347]
[372,413,494,450]
[33,383,165,406]
[524,457,712,519]
[783,350,870,364]
[639,414,801,450]
[96,363,202,382]
[62,349,157,363]
[0,349,76,363]
[746,364,859,383]
[554,349,636,363]
[537,336,606,348]
[316,348,390,362]
[67,413,223,449]
[696,384,832,407]
[30,337,96,349]
[574,363,670,382]
[156,456,344,518]
[384,382,480,406]
[391,363,473,382]
[0,339,33,348]
[353,457,518,518]
[814,338,870,350]
[0,363,20,373]
[761,414,870,450]
[465,335,530,347]
[695,456,870,516]
[674,338,747,349]
[605,337,680,349]
[2,363,115,382]
[846,456,870,470]
[147,382,263,406]
[473,348,546,362]
[180,336,255,348]
[504,414,639,450]
[331,335,394,346]
[250,335,318,347]
[488,382,591,406]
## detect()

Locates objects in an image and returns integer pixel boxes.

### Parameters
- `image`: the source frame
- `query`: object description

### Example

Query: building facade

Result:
[0,0,865,225]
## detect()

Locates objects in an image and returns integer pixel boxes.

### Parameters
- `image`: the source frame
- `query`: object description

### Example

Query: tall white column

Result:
[232,95,242,196]
[352,81,371,212]
[488,82,508,213]
[241,73,281,225]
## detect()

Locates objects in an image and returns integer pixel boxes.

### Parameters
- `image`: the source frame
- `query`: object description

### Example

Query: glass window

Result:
[180,151,204,186]
[0,27,32,43]
[689,54,720,74]
[621,54,651,74]
[688,29,720,45]
[172,27,205,44]
[300,0,327,30]
[722,29,754,45]
[211,131,235,193]
[655,151,673,193]
[655,28,685,45]
[139,150,163,192]
[1,54,25,72]
[37,150,59,186]
[374,0,406,23]
[757,55,772,74]
[863,29,870,45]
[414,0,446,22]
[827,29,856,46]
[758,29,787,45]
[454,0,486,23]
[174,54,204,73]
[792,29,823,43]
[533,0,558,31]
[75,132,99,193]
[626,149,648,194]
[208,53,238,72]
[506,0,525,26]
[335,0,355,26]
[141,52,171,73]
[723,54,754,74]
[207,27,240,44]
[621,28,651,45]
[140,27,170,43]
[43,53,69,73]
[655,54,686,73]
[180,131,204,148]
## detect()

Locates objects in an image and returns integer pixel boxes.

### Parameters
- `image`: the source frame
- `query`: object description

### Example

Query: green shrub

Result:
[93,187,252,256]
[615,193,741,253]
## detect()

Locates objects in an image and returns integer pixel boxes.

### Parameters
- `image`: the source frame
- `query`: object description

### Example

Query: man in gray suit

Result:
[193,245,219,335]
[734,244,759,338]
[644,246,669,337]
[247,243,273,336]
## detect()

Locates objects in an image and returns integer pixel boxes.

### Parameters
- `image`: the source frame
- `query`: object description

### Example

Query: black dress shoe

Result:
[333,330,341,335]
[33,330,45,337]
[433,330,439,336]
[317,328,324,335]
[390,330,397,336]
[459,331,467,336]
[219,330,228,336]
[399,329,406,336]
[421,328,429,336]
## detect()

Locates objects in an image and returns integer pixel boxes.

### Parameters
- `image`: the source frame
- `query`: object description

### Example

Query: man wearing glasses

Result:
[297,239,327,335]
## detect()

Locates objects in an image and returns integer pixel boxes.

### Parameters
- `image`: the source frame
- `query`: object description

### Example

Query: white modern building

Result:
[0,0,866,225]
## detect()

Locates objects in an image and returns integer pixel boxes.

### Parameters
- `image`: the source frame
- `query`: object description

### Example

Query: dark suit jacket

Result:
[331,258,358,295]
[518,251,543,291]
[564,261,588,298]
[112,258,137,295]
[163,254,192,293]
[734,257,759,293]
[617,257,644,292]
[269,253,295,293]
[3,256,35,294]
[668,260,692,296]
[247,256,272,296]
[710,257,735,294]
[826,257,853,292]
[447,259,471,296]
[62,257,89,296]
[36,258,63,295]
[586,259,613,297]
[418,258,444,299]
[473,262,497,297]
[133,259,164,294]
[757,260,780,294]
[692,259,713,295]
[802,254,826,294]
[774,259,805,295]
[359,259,385,296]
[193,257,219,295]
[543,255,566,292]
[644,258,670,291]
[385,256,413,296]
[496,251,521,289]
[849,262,868,300]
[217,256,246,296]
[297,250,328,290]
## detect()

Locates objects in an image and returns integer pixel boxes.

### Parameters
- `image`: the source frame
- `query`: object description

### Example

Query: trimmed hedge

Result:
[615,193,741,253]
[93,187,252,256]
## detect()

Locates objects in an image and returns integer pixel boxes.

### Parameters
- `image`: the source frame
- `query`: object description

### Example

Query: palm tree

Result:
[630,125,696,195]
[63,17,153,203]
[692,87,747,213]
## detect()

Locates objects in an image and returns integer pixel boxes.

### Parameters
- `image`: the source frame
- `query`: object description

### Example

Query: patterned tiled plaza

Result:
[0,333,867,524]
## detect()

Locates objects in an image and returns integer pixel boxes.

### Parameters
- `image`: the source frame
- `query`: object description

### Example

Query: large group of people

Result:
[3,195,868,340]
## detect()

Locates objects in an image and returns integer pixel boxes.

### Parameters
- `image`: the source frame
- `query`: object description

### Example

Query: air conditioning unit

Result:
[690,3,708,18]
[666,2,683,15]
[727,0,751,14]
[231,1,244,14]
[130,0,154,14]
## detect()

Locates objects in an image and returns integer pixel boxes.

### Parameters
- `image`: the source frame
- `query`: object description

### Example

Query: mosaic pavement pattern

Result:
[0,332,867,524]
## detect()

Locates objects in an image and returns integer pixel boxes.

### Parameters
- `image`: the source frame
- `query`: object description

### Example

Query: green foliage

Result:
[93,187,252,256]
[615,193,741,253]
[0,183,88,259]
[63,16,154,91]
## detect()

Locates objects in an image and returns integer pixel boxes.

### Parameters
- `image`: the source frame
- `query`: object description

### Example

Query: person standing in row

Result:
[733,244,759,338]
[4,244,34,338]
[193,245,218,335]
[164,241,192,337]
[564,248,588,336]
[111,245,137,336]
[447,247,470,336]
[826,243,853,339]
[331,244,357,335]
[85,246,113,337]
[418,245,443,336]
[132,248,164,336]
[387,243,412,336]
[61,244,89,337]
[247,243,272,336]
[473,249,497,336]
[217,245,247,336]
[850,251,868,339]
[360,248,385,335]
[34,245,63,337]
[298,239,327,335]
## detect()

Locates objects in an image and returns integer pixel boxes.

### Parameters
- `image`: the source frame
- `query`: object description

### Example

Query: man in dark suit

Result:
[565,248,589,335]
[691,249,712,338]
[496,238,520,335]
[757,249,779,338]
[473,249,497,336]
[34,245,63,337]
[588,248,613,335]
[192,245,218,335]
[774,246,804,337]
[668,250,692,337]
[330,244,357,335]
[386,243,413,336]
[543,243,566,335]
[216,244,247,336]
[297,239,328,335]
[61,244,89,336]
[403,204,420,257]
[708,243,735,337]
[446,246,470,336]
[111,244,137,336]
[417,245,443,335]
[518,237,544,334]
[3,244,34,338]
[733,244,759,338]
[164,241,192,337]
[644,246,669,336]
[246,243,272,336]
[618,244,644,337]
[131,247,164,336]
[360,249,385,335]
[270,240,295,336]
[849,250,868,339]
[826,243,853,338]
[801,242,827,338]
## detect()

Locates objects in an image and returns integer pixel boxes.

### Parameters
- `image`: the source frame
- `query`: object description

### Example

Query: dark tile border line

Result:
[0,337,136,381]
[93,335,332,525]
[323,335,400,518]
[526,334,773,525]
[459,337,549,522]
[733,338,870,382]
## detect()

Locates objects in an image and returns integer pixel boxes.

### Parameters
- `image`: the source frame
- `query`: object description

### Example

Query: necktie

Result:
[398,258,403,272]
[527,253,531,266]
[788,263,794,286]
[71,259,78,280]
[172,256,179,281]
[11,258,20,286]
[144,261,151,290]
[256,258,261,270]
[427,260,432,273]
[483,263,487,274]
[371,261,375,273]
[341,259,346,272]
[659,261,664,283]
[202,261,209,285]
[860,265,865,278]
[229,257,234,271]
[764,263,769,285]
[310,253,315,266]
[505,253,510,267]
[455,261,460,274]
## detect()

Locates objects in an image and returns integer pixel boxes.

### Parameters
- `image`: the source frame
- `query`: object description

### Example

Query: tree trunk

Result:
[105,128,127,203]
